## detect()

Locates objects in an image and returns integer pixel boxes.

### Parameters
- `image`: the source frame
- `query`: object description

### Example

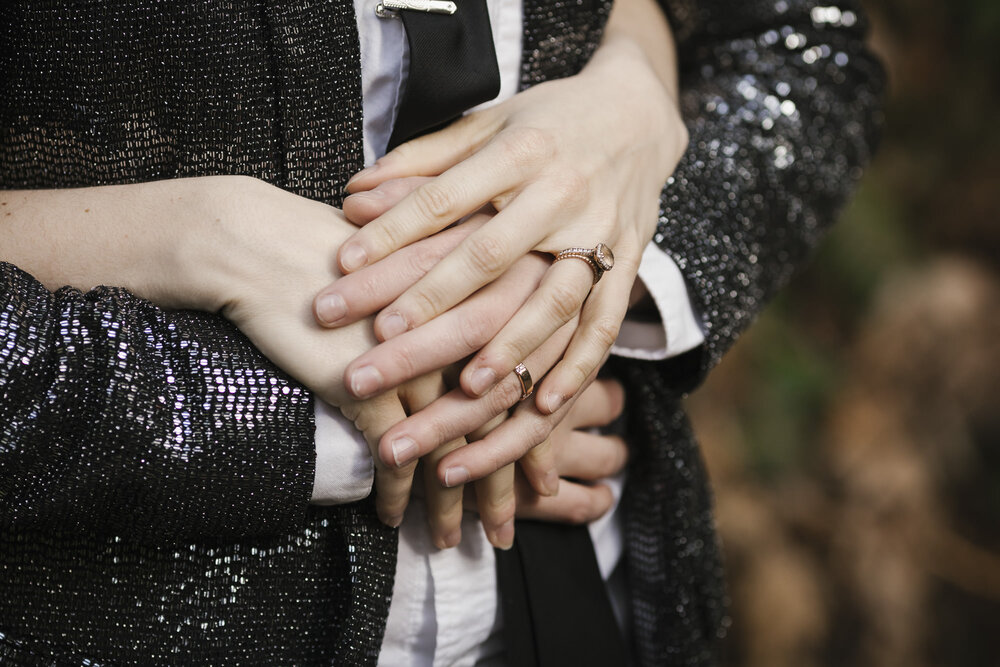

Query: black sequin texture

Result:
[0,0,882,664]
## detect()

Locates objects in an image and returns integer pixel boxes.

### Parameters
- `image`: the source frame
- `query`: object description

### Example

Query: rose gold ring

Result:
[514,362,534,401]
[552,243,615,284]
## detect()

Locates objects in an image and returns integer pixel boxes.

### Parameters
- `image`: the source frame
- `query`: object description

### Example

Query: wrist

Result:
[171,174,270,313]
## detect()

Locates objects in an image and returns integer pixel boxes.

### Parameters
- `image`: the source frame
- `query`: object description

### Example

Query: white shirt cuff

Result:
[611,242,706,361]
[310,401,375,505]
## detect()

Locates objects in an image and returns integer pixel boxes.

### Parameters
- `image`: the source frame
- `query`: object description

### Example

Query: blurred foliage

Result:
[688,1,1000,665]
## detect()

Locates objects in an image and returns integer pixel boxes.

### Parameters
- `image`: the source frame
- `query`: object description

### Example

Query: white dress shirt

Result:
[307,0,708,663]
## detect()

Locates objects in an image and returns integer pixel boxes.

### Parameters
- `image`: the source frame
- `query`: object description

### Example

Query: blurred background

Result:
[689,1,1000,665]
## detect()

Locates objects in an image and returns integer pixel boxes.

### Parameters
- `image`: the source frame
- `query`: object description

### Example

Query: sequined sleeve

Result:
[0,261,317,541]
[653,0,884,384]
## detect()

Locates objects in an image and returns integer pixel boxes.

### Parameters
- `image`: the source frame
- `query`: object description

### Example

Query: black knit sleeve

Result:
[0,262,317,542]
[653,0,884,386]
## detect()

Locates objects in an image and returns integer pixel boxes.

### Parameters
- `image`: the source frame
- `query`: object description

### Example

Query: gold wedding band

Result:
[514,362,534,401]
[552,243,615,284]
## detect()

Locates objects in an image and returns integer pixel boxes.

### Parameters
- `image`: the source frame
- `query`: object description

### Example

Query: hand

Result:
[201,178,551,549]
[465,378,629,523]
[318,35,686,418]
[316,177,583,501]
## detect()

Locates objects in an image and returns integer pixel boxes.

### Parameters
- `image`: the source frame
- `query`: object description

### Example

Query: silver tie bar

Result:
[375,0,458,18]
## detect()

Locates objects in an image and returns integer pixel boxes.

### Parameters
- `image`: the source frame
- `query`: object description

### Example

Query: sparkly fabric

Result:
[0,0,882,664]
[617,1,884,664]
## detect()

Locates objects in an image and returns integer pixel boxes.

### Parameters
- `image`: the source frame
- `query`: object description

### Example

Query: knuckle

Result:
[491,190,517,211]
[465,234,509,278]
[590,317,621,351]
[547,281,585,323]
[408,281,450,321]
[482,486,516,520]
[356,274,388,305]
[413,182,457,221]
[457,316,492,352]
[598,445,621,475]
[383,346,418,382]
[524,418,553,448]
[567,501,594,525]
[492,378,523,411]
[548,168,589,208]
[427,419,456,450]
[387,141,416,164]
[367,219,409,254]
[475,444,508,479]
[393,461,418,481]
[405,242,443,277]
[488,340,523,374]
[497,126,555,166]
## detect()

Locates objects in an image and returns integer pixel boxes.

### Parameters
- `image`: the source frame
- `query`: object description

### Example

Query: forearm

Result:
[601,0,679,99]
[0,178,239,311]
[0,261,317,541]
[654,0,885,383]
[597,0,684,313]
[0,176,379,536]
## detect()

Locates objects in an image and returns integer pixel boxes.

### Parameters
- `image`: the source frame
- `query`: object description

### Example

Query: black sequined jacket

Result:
[0,1,882,664]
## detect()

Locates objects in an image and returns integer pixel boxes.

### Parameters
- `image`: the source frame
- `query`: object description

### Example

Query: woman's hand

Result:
[0,176,480,545]
[315,17,686,418]
[321,177,582,500]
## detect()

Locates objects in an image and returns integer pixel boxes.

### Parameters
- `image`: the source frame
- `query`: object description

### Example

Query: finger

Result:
[343,392,416,528]
[515,478,615,524]
[474,464,516,550]
[404,375,467,550]
[421,454,466,549]
[462,413,515,549]
[554,432,628,481]
[377,322,573,471]
[459,255,592,398]
[518,436,560,496]
[344,112,498,193]
[337,127,553,273]
[314,219,481,328]
[437,364,599,487]
[343,254,547,399]
[563,378,626,430]
[370,184,567,340]
[438,381,577,488]
[342,176,433,226]
[535,255,637,414]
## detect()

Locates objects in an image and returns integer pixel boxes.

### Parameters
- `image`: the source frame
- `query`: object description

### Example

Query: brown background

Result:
[694,1,1000,664]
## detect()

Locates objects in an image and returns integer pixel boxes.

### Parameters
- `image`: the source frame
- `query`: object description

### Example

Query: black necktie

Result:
[383,0,502,149]
[496,521,629,666]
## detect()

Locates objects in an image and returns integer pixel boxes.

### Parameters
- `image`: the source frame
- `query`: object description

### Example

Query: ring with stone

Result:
[552,243,615,284]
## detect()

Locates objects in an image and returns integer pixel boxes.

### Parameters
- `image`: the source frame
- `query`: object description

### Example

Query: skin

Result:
[0,177,606,548]
[0,0,683,550]
[314,0,684,492]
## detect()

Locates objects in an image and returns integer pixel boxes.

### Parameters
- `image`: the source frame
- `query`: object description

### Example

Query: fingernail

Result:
[379,311,408,339]
[494,519,515,550]
[346,164,378,188]
[544,470,560,497]
[544,392,565,413]
[390,436,418,467]
[315,293,346,325]
[350,365,383,398]
[341,244,368,271]
[382,513,403,528]
[437,528,462,550]
[443,465,470,488]
[468,367,497,396]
